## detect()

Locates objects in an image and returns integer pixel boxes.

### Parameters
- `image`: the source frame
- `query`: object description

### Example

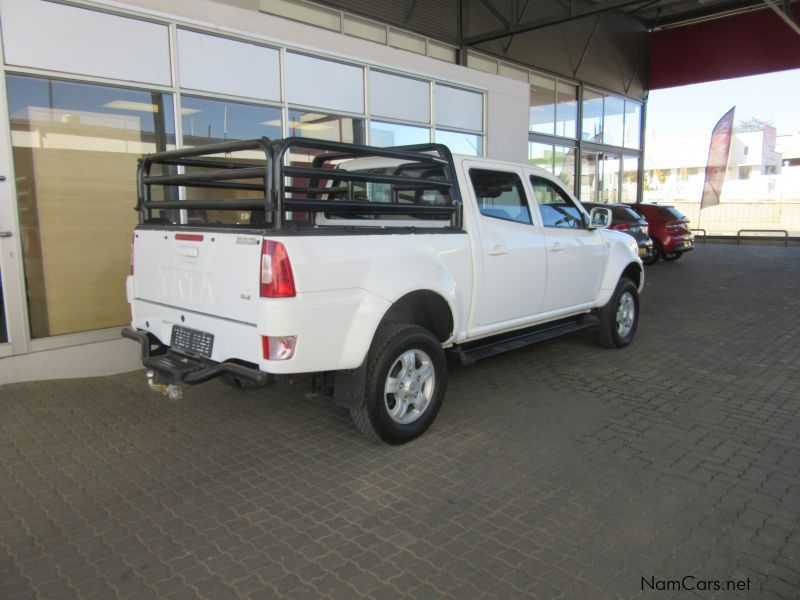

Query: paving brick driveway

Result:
[2,242,799,599]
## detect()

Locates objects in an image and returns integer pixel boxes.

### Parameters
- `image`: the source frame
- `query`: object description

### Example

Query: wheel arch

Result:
[596,251,644,307]
[621,262,644,291]
[333,290,454,411]
[379,289,455,344]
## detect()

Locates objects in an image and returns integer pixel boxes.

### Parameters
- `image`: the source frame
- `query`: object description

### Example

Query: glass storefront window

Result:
[283,110,366,224]
[582,89,603,143]
[529,74,555,135]
[178,96,282,225]
[369,121,430,147]
[528,142,576,193]
[528,142,577,192]
[553,145,576,193]
[621,156,639,203]
[288,109,365,143]
[603,96,625,147]
[528,141,552,172]
[624,101,641,149]
[435,129,483,156]
[555,82,578,139]
[581,151,600,202]
[600,153,620,203]
[181,95,281,146]
[7,75,175,338]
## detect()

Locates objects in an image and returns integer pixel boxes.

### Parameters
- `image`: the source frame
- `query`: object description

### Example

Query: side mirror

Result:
[589,207,612,230]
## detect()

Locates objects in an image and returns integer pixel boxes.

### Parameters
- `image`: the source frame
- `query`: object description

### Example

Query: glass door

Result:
[580,150,600,202]
[600,153,620,203]
[0,230,8,348]
[0,74,27,356]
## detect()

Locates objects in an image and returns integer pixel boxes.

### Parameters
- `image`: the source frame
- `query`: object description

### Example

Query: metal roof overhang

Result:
[316,0,799,92]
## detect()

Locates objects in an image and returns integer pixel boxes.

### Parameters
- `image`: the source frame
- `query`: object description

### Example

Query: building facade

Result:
[0,0,645,382]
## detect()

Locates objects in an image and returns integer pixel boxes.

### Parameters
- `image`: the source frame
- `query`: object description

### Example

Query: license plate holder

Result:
[171,325,214,358]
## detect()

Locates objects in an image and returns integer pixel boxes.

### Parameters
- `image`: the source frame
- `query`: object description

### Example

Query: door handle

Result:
[487,244,508,256]
[0,231,12,238]
[550,242,564,252]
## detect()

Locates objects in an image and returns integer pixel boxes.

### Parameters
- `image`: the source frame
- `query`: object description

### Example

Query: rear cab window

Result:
[469,169,532,225]
[291,155,453,227]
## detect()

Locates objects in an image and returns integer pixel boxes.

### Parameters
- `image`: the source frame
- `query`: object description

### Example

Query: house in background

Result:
[643,126,795,202]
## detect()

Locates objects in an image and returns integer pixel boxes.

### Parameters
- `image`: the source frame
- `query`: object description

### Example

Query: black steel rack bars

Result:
[137,136,463,229]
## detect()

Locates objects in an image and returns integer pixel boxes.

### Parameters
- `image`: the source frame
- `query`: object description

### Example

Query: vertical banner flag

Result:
[701,107,735,209]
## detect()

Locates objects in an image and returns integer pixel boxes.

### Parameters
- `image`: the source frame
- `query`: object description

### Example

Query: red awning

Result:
[648,6,800,90]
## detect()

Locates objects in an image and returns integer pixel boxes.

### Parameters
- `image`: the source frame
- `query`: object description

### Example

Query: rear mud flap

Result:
[332,364,367,409]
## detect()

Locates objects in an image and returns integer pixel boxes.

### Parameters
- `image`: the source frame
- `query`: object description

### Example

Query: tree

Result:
[734,117,775,133]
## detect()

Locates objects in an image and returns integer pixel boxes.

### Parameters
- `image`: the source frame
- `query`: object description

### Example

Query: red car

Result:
[628,203,694,264]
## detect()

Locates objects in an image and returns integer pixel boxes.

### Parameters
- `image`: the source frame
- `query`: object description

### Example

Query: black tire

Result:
[641,252,658,266]
[350,323,447,445]
[662,250,683,262]
[596,277,639,349]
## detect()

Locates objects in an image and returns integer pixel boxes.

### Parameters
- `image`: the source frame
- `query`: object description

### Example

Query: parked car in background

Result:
[582,202,653,263]
[628,203,694,263]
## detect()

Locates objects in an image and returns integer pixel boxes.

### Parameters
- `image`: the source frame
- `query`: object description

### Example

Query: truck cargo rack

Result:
[137,136,462,230]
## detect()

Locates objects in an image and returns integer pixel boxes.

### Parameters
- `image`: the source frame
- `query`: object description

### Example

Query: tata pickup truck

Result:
[123,137,643,444]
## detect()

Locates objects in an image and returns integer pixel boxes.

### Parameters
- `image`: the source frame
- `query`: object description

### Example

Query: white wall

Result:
[108,0,531,162]
[0,337,141,385]
[0,0,531,384]
[0,0,171,85]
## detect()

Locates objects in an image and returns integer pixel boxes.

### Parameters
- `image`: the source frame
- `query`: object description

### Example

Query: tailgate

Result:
[132,229,263,324]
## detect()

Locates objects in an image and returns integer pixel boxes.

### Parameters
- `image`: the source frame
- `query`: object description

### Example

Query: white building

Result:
[0,0,649,382]
[643,128,796,202]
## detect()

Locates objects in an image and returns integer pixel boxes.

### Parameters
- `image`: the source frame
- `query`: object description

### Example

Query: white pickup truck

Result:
[123,137,643,444]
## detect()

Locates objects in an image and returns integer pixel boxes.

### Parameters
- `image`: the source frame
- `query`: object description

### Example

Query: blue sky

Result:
[647,68,800,138]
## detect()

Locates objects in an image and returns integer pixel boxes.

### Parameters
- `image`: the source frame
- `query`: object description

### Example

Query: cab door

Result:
[463,164,547,328]
[527,173,606,312]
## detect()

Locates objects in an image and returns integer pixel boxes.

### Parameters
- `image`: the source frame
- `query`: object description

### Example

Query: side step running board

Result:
[449,315,600,366]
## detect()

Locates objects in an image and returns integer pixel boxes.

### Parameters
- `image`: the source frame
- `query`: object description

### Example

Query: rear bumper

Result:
[666,238,694,253]
[661,232,695,253]
[122,327,269,385]
[128,287,390,374]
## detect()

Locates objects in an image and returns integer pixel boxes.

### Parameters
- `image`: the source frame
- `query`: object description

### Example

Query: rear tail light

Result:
[610,223,630,231]
[175,233,204,242]
[260,240,296,298]
[262,336,297,360]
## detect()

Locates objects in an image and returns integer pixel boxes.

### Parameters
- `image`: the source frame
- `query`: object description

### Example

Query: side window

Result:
[530,177,584,229]
[469,169,531,225]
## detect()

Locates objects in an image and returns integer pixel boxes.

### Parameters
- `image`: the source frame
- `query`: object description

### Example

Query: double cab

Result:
[124,137,644,444]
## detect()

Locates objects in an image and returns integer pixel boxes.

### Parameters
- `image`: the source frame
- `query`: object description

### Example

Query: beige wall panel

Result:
[32,148,137,336]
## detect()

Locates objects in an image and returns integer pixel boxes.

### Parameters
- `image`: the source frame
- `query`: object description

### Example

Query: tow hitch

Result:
[122,328,272,391]
[146,370,184,401]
